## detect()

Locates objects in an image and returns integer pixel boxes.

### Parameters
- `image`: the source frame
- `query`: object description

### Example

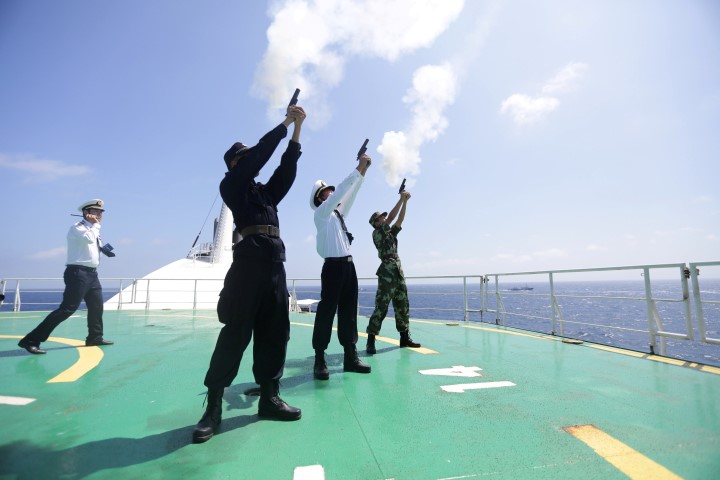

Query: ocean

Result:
[3,279,719,367]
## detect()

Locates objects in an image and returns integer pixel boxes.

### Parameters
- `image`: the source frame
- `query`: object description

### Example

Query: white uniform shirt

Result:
[66,219,102,268]
[314,169,364,258]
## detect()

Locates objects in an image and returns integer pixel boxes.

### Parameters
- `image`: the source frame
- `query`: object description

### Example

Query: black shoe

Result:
[258,381,301,421]
[313,352,330,380]
[86,338,114,346]
[344,346,371,374]
[18,339,46,355]
[192,388,223,444]
[193,411,221,443]
[399,331,421,348]
[366,334,376,355]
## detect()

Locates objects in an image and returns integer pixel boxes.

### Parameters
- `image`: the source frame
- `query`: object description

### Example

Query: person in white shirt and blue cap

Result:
[18,199,115,354]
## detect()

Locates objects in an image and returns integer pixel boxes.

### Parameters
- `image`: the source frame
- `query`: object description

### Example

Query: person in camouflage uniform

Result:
[366,190,421,354]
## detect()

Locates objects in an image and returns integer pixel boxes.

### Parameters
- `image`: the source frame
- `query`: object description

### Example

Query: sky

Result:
[1,0,719,283]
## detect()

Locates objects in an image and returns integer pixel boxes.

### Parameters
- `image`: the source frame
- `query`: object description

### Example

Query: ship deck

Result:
[1,309,719,479]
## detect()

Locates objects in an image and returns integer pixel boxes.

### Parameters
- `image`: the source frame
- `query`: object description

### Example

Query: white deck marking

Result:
[0,396,36,406]
[441,381,516,393]
[293,464,324,480]
[419,365,483,377]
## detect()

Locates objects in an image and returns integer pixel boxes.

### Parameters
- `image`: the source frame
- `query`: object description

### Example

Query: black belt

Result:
[325,255,353,263]
[382,254,399,261]
[67,264,97,272]
[240,225,280,238]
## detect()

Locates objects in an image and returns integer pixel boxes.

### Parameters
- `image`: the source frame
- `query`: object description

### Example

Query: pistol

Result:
[288,88,300,107]
[357,138,369,160]
[399,178,406,194]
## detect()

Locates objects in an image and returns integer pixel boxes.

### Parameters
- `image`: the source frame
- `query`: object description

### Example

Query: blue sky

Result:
[1,0,718,282]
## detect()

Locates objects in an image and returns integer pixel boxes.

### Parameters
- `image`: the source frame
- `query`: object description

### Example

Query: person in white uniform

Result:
[309,153,373,380]
[18,199,115,354]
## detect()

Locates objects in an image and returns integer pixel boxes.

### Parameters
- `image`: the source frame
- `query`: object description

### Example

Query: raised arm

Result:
[391,191,411,228]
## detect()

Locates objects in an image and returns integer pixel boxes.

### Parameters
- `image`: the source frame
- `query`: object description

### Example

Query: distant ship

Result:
[509,284,534,291]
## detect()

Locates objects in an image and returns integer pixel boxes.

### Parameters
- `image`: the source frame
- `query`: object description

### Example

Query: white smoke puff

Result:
[377,131,421,185]
[378,63,457,185]
[253,0,465,123]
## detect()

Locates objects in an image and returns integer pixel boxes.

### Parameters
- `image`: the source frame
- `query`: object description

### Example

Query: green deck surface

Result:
[1,309,719,479]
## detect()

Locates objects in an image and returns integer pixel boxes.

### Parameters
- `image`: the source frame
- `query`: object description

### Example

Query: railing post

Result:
[680,265,693,341]
[145,279,151,312]
[14,282,21,312]
[549,272,557,336]
[193,279,198,310]
[463,277,468,322]
[643,267,657,354]
[690,263,707,343]
[480,276,486,322]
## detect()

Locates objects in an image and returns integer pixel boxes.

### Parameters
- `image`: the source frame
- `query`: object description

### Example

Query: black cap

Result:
[224,142,253,169]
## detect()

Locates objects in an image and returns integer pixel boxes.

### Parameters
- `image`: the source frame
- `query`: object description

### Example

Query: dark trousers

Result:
[24,265,104,344]
[312,259,358,351]
[204,256,290,389]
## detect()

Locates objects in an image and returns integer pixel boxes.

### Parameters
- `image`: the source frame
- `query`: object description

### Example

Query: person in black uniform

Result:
[18,199,114,354]
[192,104,306,444]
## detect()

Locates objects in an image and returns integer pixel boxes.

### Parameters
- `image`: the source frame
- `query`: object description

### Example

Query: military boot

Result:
[258,380,302,421]
[313,350,330,380]
[344,344,371,373]
[366,334,376,354]
[400,331,421,348]
[192,388,224,443]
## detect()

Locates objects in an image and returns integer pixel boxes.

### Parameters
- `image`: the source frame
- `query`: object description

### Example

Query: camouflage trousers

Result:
[366,267,409,335]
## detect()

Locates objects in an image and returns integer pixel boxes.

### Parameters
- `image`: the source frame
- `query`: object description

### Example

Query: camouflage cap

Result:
[369,211,387,226]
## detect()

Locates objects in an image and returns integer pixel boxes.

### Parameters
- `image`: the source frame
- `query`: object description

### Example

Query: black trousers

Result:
[204,256,289,389]
[312,259,358,351]
[24,265,104,344]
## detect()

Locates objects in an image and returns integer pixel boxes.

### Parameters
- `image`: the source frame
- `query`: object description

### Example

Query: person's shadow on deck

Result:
[0,412,258,479]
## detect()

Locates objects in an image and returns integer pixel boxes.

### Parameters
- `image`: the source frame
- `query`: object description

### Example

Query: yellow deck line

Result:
[413,320,720,376]
[563,424,683,480]
[1,334,103,383]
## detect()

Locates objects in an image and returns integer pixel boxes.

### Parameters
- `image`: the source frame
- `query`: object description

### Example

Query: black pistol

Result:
[399,178,406,194]
[288,88,300,107]
[357,138,369,160]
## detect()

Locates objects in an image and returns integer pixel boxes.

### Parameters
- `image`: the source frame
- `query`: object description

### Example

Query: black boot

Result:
[344,345,371,373]
[366,334,376,355]
[258,380,302,421]
[192,388,223,443]
[400,331,421,348]
[313,350,330,380]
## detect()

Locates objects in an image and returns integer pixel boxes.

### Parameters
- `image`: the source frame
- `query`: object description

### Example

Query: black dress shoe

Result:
[86,338,114,346]
[18,339,46,355]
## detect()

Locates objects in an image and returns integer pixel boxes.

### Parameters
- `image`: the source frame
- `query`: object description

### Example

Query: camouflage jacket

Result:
[372,223,403,277]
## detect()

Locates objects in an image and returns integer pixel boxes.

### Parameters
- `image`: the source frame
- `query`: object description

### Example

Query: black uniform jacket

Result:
[220,124,301,262]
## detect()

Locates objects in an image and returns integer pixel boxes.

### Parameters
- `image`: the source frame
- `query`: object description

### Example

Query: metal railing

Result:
[2,261,718,362]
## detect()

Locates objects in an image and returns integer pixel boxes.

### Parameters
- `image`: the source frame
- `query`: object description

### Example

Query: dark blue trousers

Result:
[312,259,359,351]
[23,265,104,344]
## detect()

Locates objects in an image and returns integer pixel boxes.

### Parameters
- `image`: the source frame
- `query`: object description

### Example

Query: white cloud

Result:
[304,234,315,244]
[500,62,588,125]
[500,94,559,125]
[541,63,589,95]
[532,248,566,258]
[0,153,91,183]
[586,244,608,252]
[28,246,66,260]
[253,0,465,124]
